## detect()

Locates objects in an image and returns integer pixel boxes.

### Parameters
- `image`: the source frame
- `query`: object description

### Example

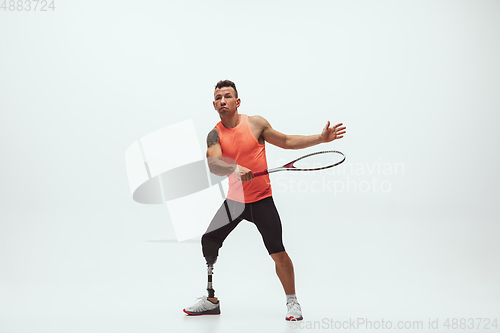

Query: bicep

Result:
[207,144,223,157]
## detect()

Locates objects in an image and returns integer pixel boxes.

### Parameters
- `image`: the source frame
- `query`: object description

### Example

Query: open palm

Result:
[321,121,346,142]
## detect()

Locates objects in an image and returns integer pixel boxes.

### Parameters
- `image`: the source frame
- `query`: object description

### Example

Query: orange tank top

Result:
[216,114,272,203]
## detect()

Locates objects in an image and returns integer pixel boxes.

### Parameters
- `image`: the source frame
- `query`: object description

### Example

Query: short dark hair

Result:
[214,80,238,98]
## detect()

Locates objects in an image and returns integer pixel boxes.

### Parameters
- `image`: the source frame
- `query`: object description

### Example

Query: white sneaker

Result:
[285,298,303,321]
[183,296,221,316]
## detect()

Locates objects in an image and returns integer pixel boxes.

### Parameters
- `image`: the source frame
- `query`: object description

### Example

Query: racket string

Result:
[291,151,344,170]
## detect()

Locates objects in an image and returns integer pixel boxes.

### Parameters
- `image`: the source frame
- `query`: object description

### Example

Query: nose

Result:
[220,97,226,105]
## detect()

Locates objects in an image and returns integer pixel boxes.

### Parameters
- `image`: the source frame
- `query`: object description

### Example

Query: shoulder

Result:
[248,115,270,128]
[207,126,219,137]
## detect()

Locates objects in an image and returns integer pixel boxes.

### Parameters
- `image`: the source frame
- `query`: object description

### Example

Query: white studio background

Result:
[1,1,499,333]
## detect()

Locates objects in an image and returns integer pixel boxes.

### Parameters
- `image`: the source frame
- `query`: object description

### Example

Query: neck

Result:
[221,112,241,129]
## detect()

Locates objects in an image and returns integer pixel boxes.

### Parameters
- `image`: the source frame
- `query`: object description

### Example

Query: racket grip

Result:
[253,170,269,177]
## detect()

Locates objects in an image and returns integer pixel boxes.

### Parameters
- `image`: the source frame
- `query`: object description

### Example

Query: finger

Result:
[332,123,343,129]
[336,126,346,131]
[337,131,346,135]
[324,121,330,130]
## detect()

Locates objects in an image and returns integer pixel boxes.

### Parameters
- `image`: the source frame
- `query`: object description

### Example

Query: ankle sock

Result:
[286,294,297,302]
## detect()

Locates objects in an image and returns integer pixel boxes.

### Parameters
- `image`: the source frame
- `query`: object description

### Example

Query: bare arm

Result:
[206,128,254,181]
[254,116,346,149]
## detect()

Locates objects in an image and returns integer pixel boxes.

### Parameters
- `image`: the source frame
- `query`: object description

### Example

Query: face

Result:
[213,87,240,118]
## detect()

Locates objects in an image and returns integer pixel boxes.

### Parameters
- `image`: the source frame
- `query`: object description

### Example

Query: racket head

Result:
[281,150,345,171]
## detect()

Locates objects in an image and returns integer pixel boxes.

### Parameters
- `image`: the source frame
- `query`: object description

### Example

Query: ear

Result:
[213,101,216,109]
[236,98,241,108]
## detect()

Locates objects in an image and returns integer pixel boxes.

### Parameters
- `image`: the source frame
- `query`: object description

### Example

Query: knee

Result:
[202,234,221,260]
[202,233,220,248]
[270,251,289,265]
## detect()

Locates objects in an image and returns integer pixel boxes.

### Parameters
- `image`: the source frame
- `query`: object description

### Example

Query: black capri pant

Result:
[201,196,286,257]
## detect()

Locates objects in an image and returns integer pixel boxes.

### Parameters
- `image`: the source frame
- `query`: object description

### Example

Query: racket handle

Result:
[253,170,269,177]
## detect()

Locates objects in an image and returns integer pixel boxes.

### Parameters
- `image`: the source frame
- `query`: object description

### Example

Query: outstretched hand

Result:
[320,121,346,143]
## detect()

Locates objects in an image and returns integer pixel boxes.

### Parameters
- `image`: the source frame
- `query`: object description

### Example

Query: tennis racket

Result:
[253,150,345,177]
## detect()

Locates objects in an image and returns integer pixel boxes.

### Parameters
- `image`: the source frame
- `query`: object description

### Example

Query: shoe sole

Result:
[183,309,221,316]
[286,316,303,321]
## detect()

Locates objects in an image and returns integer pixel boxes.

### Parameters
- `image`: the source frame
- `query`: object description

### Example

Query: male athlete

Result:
[183,80,346,321]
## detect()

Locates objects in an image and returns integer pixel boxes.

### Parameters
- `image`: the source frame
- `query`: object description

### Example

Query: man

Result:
[183,80,346,321]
